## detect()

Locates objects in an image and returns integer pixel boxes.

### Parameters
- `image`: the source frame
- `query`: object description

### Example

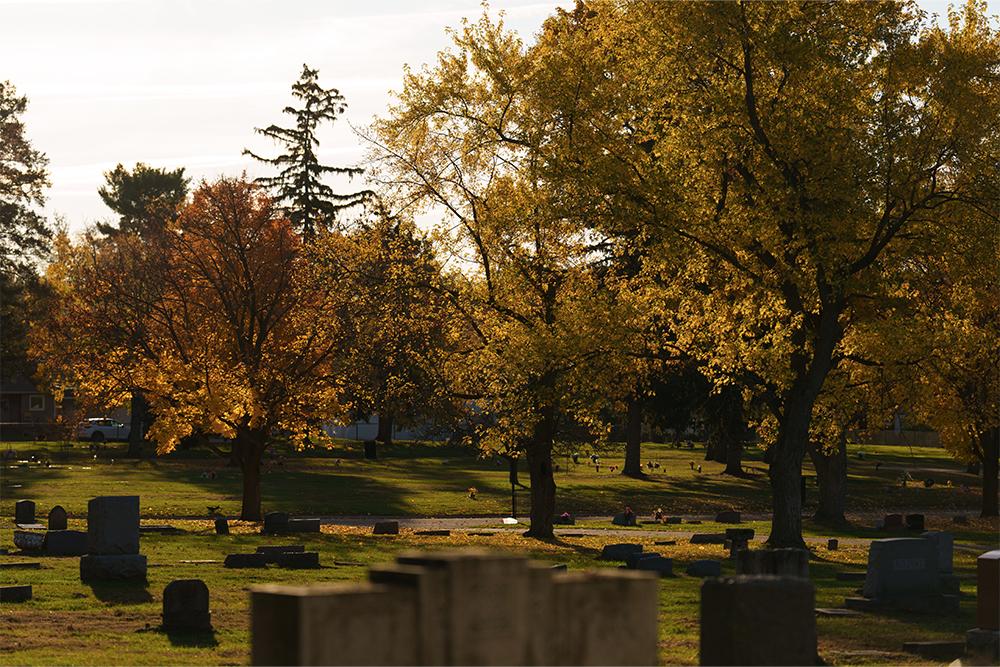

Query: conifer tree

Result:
[244,64,371,238]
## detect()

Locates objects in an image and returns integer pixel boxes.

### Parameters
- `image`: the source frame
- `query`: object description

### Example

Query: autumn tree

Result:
[367,14,635,538]
[244,64,371,238]
[33,177,345,520]
[527,0,1000,547]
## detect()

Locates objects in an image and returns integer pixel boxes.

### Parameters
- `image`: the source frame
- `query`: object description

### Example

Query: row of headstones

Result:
[599,542,808,580]
[612,510,743,527]
[14,499,67,529]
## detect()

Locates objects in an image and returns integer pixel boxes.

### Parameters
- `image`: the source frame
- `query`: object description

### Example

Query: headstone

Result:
[286,518,321,533]
[611,512,637,527]
[920,531,953,573]
[905,514,925,531]
[725,529,754,557]
[827,539,838,551]
[634,556,673,577]
[599,543,643,561]
[700,576,816,666]
[87,496,140,555]
[686,560,722,578]
[80,554,148,581]
[977,550,1000,631]
[862,538,940,599]
[0,585,32,602]
[214,518,229,535]
[44,530,88,556]
[163,579,212,632]
[665,517,683,524]
[0,561,41,569]
[363,439,378,459]
[262,512,289,535]
[900,641,965,661]
[224,553,268,568]
[373,520,399,535]
[14,500,35,524]
[655,540,677,546]
[714,511,740,524]
[882,514,904,531]
[414,529,450,536]
[735,549,810,579]
[626,552,660,569]
[273,552,320,569]
[47,505,68,530]
[13,530,45,551]
[256,544,305,563]
[691,534,727,545]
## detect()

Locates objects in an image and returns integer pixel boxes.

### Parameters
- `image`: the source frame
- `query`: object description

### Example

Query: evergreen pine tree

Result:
[244,64,371,237]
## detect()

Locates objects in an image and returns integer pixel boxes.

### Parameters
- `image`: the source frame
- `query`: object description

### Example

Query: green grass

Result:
[0,521,990,666]
[0,439,985,520]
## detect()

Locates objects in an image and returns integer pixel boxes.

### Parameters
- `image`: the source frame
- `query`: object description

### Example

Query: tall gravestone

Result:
[80,495,147,582]
[48,505,68,530]
[163,579,212,632]
[735,549,809,579]
[700,576,816,666]
[966,550,1000,662]
[845,537,958,613]
[15,500,35,524]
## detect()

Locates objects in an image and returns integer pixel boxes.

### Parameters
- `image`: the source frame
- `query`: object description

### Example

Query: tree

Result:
[33,177,345,520]
[96,163,188,238]
[367,14,635,538]
[244,64,371,238]
[529,0,1000,547]
[1,81,52,386]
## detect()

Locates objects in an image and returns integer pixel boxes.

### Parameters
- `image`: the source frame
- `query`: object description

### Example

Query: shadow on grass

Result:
[164,628,220,648]
[86,580,153,604]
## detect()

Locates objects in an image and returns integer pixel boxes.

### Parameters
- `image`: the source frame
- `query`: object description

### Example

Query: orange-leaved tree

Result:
[33,177,346,520]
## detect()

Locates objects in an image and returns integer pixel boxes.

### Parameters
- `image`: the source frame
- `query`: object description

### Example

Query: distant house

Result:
[0,376,75,440]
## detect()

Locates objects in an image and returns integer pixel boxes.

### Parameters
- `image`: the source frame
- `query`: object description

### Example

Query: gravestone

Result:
[0,585,32,602]
[700,576,816,666]
[87,496,140,554]
[224,553,268,568]
[373,520,399,535]
[363,439,378,460]
[214,518,229,535]
[920,531,953,574]
[256,545,305,563]
[414,529,451,536]
[686,560,722,578]
[14,500,35,524]
[599,543,643,561]
[611,512,637,527]
[80,554,148,581]
[665,517,683,524]
[44,530,88,556]
[827,539,839,551]
[626,552,660,569]
[163,579,212,632]
[977,550,1000,630]
[13,530,45,552]
[735,549,810,579]
[714,511,740,524]
[882,514,904,531]
[262,512,289,535]
[273,552,320,569]
[905,514,925,531]
[691,534,727,545]
[845,537,958,613]
[725,529,754,557]
[634,556,673,577]
[47,505,68,530]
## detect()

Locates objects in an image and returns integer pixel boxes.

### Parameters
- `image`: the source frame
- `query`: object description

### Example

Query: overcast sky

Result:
[1,0,993,234]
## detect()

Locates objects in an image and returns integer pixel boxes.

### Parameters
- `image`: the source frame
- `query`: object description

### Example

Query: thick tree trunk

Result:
[705,386,745,475]
[622,396,644,477]
[376,412,394,445]
[980,427,999,518]
[768,406,809,548]
[524,406,557,539]
[235,426,267,521]
[127,390,149,458]
[809,431,848,525]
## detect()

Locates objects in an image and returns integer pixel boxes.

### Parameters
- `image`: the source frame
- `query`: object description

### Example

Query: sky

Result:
[1,0,994,235]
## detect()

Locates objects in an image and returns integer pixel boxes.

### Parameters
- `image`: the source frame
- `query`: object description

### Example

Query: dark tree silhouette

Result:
[97,163,188,238]
[244,64,371,237]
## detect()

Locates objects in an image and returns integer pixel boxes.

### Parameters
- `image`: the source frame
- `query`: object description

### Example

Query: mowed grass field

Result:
[0,521,993,666]
[0,439,986,520]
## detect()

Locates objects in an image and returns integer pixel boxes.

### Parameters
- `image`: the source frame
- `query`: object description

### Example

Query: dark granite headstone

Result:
[373,520,399,535]
[286,518,320,533]
[634,556,673,577]
[87,496,140,555]
[14,500,35,524]
[214,518,229,535]
[47,505,67,530]
[715,511,741,524]
[883,514,904,531]
[862,538,940,599]
[625,552,660,569]
[599,543,643,561]
[363,440,377,460]
[827,539,839,551]
[262,512,289,535]
[13,530,45,552]
[44,530,88,556]
[611,512,637,527]
[735,548,810,579]
[700,575,816,666]
[691,534,727,545]
[273,552,320,569]
[905,514,925,531]
[163,579,212,632]
[977,550,1000,631]
[686,560,721,578]
[0,585,32,602]
[224,553,268,568]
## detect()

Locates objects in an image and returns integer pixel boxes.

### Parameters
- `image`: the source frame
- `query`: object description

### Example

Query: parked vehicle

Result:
[78,418,130,442]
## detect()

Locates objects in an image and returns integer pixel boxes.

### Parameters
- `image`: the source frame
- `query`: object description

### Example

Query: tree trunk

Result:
[376,412,394,445]
[980,427,999,518]
[768,406,809,548]
[622,396,644,477]
[127,390,149,458]
[705,385,745,475]
[235,426,267,521]
[524,406,557,539]
[809,431,848,525]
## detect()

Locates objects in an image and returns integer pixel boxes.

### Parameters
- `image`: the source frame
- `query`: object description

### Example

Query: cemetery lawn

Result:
[0,440,986,520]
[0,521,993,666]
